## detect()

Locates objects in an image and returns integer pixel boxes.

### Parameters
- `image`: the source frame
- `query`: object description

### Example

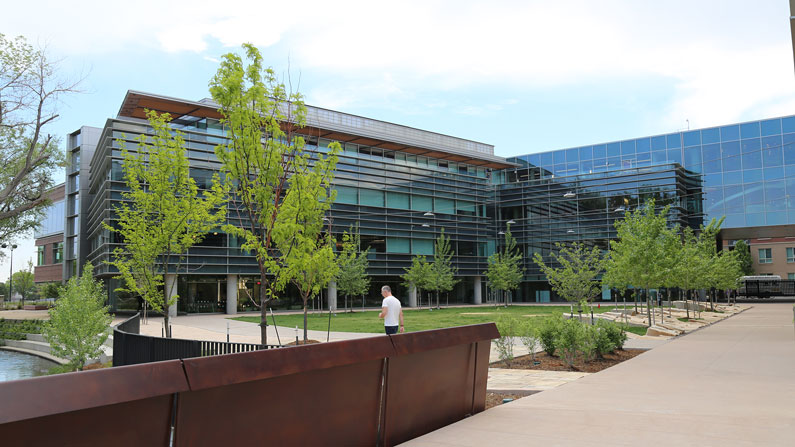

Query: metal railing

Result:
[112,313,281,367]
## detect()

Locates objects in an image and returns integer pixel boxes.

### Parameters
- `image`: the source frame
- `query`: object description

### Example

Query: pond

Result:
[0,349,57,382]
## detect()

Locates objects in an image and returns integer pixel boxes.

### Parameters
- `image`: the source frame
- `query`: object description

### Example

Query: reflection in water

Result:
[0,350,57,382]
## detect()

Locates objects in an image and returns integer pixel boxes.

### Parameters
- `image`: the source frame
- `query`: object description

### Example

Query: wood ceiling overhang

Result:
[118,91,516,170]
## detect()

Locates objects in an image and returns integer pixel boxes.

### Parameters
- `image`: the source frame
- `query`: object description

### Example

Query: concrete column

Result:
[226,274,238,315]
[473,276,482,304]
[165,274,178,318]
[408,286,417,308]
[328,281,338,312]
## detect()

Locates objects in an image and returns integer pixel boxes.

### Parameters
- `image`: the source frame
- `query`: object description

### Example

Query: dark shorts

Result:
[385,325,399,335]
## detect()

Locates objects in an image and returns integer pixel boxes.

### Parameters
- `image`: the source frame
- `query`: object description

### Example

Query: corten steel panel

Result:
[382,343,477,446]
[175,360,385,446]
[0,359,188,424]
[181,334,395,390]
[389,323,499,356]
[0,395,174,446]
[471,341,492,414]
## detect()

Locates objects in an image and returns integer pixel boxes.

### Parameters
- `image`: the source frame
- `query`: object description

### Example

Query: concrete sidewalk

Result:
[404,303,795,446]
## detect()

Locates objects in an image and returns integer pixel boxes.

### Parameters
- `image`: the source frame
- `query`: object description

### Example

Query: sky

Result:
[1,0,793,281]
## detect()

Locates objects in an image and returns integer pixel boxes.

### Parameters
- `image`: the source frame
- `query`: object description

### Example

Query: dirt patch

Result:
[490,349,645,373]
[285,339,321,346]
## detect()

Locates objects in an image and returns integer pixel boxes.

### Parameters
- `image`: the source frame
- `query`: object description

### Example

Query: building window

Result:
[787,247,795,263]
[37,246,45,265]
[758,248,772,264]
[53,242,64,264]
[788,273,795,280]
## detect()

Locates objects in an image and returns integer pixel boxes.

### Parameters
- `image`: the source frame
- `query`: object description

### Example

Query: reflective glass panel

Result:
[701,128,720,144]
[744,183,765,213]
[607,143,620,157]
[651,135,667,150]
[683,130,700,147]
[741,122,760,139]
[565,148,579,162]
[621,141,635,155]
[593,144,606,159]
[667,149,682,165]
[553,150,566,164]
[666,134,681,149]
[636,138,650,152]
[782,116,795,134]
[763,147,783,167]
[742,152,762,169]
[765,180,786,211]
[721,125,740,141]
[579,146,593,160]
[761,119,781,136]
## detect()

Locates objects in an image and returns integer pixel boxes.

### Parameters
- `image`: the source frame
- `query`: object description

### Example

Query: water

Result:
[0,349,58,382]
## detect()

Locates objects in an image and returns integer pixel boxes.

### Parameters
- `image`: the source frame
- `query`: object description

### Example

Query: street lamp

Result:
[2,244,18,305]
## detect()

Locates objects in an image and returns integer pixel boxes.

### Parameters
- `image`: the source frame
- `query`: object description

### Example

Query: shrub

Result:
[538,315,563,356]
[518,318,540,362]
[602,320,628,350]
[588,320,618,359]
[555,318,586,369]
[494,315,519,367]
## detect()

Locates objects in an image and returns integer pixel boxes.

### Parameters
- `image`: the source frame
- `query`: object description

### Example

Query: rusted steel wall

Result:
[0,323,498,446]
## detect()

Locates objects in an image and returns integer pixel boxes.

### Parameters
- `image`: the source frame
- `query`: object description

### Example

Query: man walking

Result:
[378,285,404,335]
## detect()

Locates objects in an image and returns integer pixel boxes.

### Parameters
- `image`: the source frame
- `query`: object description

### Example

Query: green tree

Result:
[42,263,111,371]
[40,281,62,300]
[272,148,340,342]
[485,224,524,306]
[11,259,35,305]
[402,255,431,309]
[732,239,754,276]
[106,110,226,338]
[336,224,371,312]
[428,228,458,309]
[210,44,342,344]
[670,226,704,320]
[534,242,604,320]
[604,199,678,327]
[0,34,78,244]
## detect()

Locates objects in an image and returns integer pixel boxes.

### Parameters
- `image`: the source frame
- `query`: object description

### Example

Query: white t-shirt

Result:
[381,295,402,327]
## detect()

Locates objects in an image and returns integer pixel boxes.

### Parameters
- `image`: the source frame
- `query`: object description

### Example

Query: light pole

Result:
[2,244,17,305]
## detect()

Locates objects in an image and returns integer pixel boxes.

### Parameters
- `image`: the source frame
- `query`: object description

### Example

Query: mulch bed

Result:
[490,348,644,373]
[485,349,645,409]
[285,339,322,346]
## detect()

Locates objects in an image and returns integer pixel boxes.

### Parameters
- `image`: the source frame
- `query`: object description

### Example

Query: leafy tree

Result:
[211,44,341,345]
[11,259,35,305]
[485,224,524,306]
[604,199,678,327]
[336,224,370,312]
[534,242,603,319]
[732,239,754,276]
[402,255,431,309]
[0,34,78,244]
[428,228,458,308]
[43,263,111,371]
[106,110,226,338]
[39,281,62,300]
[272,148,339,342]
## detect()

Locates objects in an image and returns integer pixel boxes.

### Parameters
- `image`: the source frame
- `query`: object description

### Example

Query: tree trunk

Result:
[163,287,172,338]
[684,289,690,320]
[303,298,309,342]
[260,277,268,345]
[645,288,651,328]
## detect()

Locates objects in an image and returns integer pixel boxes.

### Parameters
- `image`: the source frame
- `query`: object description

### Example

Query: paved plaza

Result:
[403,303,795,446]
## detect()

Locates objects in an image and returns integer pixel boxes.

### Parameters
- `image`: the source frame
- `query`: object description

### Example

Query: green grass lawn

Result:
[232,304,636,334]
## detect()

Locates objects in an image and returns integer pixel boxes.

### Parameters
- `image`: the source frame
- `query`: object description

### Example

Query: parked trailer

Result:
[738,275,781,298]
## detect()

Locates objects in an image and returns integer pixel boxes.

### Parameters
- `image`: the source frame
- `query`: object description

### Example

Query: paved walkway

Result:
[403,303,795,446]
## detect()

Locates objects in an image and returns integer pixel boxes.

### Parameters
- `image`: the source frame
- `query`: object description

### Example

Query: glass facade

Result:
[70,92,792,310]
[516,116,795,229]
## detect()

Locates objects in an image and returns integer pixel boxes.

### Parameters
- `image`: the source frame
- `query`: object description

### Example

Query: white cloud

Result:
[2,0,792,128]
